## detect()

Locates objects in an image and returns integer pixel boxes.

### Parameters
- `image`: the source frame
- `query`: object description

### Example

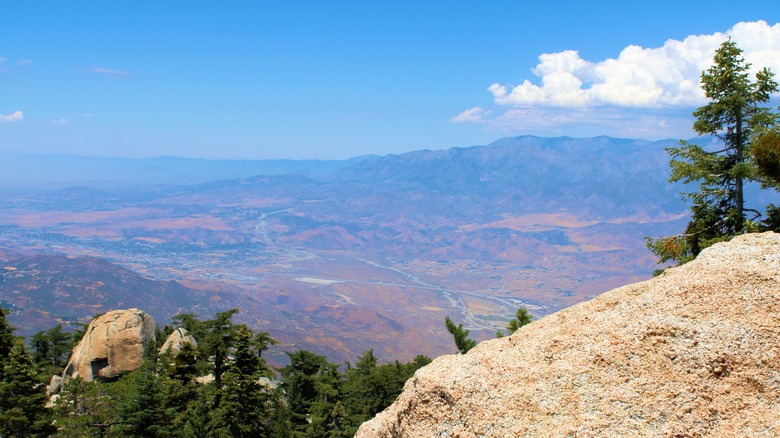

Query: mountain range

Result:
[3,135,765,363]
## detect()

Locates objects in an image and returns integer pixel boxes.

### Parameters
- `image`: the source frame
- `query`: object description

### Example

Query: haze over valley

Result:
[0,135,703,363]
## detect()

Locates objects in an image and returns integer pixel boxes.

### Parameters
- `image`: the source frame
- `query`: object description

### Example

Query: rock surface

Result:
[357,232,780,437]
[62,308,155,382]
[159,327,197,356]
[46,374,62,397]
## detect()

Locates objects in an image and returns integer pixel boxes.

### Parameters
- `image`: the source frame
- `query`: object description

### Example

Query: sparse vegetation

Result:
[444,316,477,354]
[496,307,533,338]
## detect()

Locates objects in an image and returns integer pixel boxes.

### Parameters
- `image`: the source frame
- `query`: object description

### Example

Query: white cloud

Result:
[0,110,23,122]
[16,59,32,66]
[488,20,780,109]
[450,107,492,123]
[0,56,7,63]
[490,107,694,139]
[51,118,68,124]
[83,113,94,117]
[91,67,131,76]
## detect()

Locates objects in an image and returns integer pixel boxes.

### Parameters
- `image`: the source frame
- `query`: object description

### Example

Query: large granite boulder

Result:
[159,327,197,356]
[62,308,155,382]
[358,232,780,437]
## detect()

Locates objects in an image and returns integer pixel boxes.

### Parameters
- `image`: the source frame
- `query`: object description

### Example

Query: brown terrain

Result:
[0,136,709,363]
[357,232,780,436]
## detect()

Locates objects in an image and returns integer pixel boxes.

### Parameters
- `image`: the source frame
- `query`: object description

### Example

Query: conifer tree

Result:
[114,360,169,437]
[496,307,533,338]
[210,324,273,437]
[201,309,239,394]
[0,339,56,437]
[305,357,343,437]
[648,39,779,265]
[0,306,16,381]
[160,343,201,434]
[279,350,334,436]
[444,316,476,354]
[342,349,379,427]
[30,324,73,376]
[172,310,240,395]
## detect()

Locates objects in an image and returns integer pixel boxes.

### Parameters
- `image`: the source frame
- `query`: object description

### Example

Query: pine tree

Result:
[30,324,74,376]
[210,324,273,437]
[0,306,16,381]
[279,350,334,436]
[0,339,56,437]
[307,360,343,438]
[161,343,201,435]
[342,349,379,427]
[113,360,170,437]
[648,39,779,265]
[54,377,126,436]
[444,316,476,354]
[497,307,533,338]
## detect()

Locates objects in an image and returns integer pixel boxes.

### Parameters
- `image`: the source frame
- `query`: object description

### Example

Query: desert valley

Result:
[0,135,708,364]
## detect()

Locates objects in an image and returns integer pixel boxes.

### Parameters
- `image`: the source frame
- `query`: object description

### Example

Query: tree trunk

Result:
[735,112,744,232]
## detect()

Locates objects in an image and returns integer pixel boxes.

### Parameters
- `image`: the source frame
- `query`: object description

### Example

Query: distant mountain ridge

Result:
[335,135,687,220]
[0,151,371,190]
[4,135,769,364]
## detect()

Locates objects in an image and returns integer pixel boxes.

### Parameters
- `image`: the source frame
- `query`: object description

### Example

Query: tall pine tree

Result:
[0,306,16,381]
[648,39,779,265]
[209,324,274,437]
[0,340,56,437]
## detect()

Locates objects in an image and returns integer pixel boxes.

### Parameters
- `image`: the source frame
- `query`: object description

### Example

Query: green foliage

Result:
[341,351,430,431]
[209,325,274,437]
[0,339,56,437]
[279,350,334,435]
[30,324,74,376]
[170,309,248,391]
[307,357,346,437]
[166,310,282,437]
[761,204,780,231]
[753,130,780,186]
[39,307,430,438]
[276,348,430,437]
[444,316,476,354]
[54,376,141,437]
[0,306,17,381]
[496,307,533,338]
[648,39,779,265]
[113,360,169,437]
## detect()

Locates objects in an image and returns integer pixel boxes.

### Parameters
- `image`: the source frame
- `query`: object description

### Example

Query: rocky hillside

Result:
[0,254,257,337]
[357,232,780,437]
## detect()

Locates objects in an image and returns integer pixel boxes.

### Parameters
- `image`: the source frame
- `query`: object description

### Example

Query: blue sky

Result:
[1,2,779,159]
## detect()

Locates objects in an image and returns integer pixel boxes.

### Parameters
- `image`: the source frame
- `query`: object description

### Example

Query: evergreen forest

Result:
[0,306,432,437]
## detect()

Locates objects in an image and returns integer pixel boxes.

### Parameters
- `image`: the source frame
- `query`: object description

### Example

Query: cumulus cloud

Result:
[50,118,68,124]
[488,20,780,109]
[450,107,492,123]
[450,21,780,138]
[0,110,23,122]
[91,66,131,76]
